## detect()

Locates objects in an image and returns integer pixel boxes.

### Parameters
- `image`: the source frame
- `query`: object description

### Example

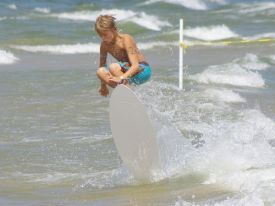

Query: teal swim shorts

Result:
[118,61,152,85]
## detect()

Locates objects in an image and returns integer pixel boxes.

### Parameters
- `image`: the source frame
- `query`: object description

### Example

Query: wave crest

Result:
[49,9,170,31]
[0,50,19,65]
[184,24,238,41]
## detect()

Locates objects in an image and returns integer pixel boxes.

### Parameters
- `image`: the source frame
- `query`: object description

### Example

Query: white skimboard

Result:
[109,84,160,180]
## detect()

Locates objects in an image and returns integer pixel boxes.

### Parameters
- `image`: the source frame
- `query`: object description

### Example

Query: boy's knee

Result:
[109,63,120,73]
[96,67,106,77]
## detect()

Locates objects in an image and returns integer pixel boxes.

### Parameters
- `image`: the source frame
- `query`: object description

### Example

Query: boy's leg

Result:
[96,67,117,88]
[109,63,131,86]
[109,63,124,77]
[97,63,125,88]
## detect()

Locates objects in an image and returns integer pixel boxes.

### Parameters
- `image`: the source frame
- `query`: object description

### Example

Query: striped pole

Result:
[179,18,184,90]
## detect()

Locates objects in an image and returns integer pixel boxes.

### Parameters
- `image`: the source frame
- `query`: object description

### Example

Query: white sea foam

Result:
[184,25,238,41]
[130,12,171,31]
[33,7,51,14]
[0,17,7,21]
[11,41,175,54]
[138,41,177,50]
[11,43,100,54]
[70,134,112,144]
[180,109,275,204]
[1,16,29,21]
[50,9,170,31]
[197,112,275,202]
[7,4,17,10]
[239,2,275,14]
[269,55,275,63]
[208,0,227,4]
[0,50,19,64]
[174,193,268,206]
[234,53,269,71]
[137,81,275,200]
[13,171,81,183]
[50,10,116,21]
[204,89,246,103]
[32,172,79,183]
[189,31,275,46]
[190,63,265,88]
[245,32,275,41]
[142,0,209,10]
[22,138,44,143]
[15,16,29,20]
[190,54,267,87]
[2,16,29,21]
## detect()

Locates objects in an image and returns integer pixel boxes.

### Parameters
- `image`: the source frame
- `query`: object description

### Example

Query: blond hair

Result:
[95,15,117,34]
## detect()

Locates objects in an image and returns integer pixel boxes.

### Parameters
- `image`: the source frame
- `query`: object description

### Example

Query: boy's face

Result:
[99,30,115,44]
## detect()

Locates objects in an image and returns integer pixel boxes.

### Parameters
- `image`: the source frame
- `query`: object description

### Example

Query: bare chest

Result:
[106,43,128,61]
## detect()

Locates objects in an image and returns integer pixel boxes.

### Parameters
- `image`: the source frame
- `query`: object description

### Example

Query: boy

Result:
[95,15,152,96]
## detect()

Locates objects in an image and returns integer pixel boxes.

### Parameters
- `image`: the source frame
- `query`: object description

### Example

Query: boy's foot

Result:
[99,84,109,97]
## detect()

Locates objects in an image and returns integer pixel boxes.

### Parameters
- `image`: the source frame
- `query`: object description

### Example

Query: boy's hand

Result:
[109,76,128,85]
[99,85,109,97]
[109,76,121,85]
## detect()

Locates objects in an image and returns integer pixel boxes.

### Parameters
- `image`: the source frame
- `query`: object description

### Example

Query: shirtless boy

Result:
[95,15,152,96]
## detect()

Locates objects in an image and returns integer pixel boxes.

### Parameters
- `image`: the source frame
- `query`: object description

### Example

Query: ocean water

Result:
[1,0,275,205]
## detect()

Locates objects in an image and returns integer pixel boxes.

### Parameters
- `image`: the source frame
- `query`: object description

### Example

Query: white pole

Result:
[179,18,184,90]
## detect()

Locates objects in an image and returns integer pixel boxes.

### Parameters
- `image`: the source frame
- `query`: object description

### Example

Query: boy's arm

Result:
[99,43,108,87]
[99,43,107,68]
[121,35,140,79]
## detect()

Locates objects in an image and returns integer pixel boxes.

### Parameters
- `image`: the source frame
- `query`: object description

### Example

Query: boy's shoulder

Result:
[119,33,134,41]
[119,33,136,45]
